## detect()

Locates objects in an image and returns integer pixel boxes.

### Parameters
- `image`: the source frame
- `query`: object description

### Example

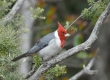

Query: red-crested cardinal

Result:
[12,22,70,62]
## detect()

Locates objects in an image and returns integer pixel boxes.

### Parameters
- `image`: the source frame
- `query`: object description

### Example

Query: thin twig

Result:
[28,2,110,80]
[23,65,36,79]
[66,1,99,30]
[69,58,97,80]
[2,0,25,25]
[69,49,100,80]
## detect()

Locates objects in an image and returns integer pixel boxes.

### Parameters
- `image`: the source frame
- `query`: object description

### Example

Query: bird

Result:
[12,22,70,62]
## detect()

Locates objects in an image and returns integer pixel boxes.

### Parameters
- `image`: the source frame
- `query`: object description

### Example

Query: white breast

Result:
[38,31,62,61]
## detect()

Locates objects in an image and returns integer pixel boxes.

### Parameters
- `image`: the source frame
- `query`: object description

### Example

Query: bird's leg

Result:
[42,61,48,67]
[42,55,57,67]
[41,58,48,67]
[41,57,44,64]
[51,55,55,59]
[51,55,57,62]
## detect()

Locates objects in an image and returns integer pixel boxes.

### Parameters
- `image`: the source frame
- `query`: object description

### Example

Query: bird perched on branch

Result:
[12,22,70,62]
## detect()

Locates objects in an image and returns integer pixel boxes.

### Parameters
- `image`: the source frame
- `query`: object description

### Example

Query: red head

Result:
[57,22,70,48]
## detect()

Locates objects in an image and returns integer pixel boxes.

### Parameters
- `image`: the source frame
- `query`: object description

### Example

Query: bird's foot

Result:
[42,61,48,67]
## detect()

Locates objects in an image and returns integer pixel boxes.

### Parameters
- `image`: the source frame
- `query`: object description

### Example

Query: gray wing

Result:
[27,32,55,54]
[11,32,55,61]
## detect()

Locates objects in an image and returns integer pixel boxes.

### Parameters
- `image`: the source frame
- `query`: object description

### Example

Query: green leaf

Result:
[76,52,88,59]
[64,21,70,29]
[73,33,83,46]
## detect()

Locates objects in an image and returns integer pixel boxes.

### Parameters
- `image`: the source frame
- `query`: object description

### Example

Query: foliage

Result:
[30,7,46,20]
[33,56,42,69]
[0,21,22,79]
[64,21,78,31]
[5,14,24,30]
[0,26,20,57]
[64,21,70,29]
[0,0,22,79]
[33,56,66,80]
[81,0,110,24]
[44,64,66,80]
[0,0,11,18]
[0,57,21,80]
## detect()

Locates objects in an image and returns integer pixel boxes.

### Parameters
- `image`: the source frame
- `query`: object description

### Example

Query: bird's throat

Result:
[59,35,66,48]
[60,40,65,48]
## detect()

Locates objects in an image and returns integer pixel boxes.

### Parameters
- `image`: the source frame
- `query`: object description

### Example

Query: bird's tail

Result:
[12,53,28,62]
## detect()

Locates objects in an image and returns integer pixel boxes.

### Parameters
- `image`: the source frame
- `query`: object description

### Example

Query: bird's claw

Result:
[42,61,48,67]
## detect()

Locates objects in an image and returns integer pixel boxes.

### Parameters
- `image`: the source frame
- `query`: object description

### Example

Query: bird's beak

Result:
[65,33,70,37]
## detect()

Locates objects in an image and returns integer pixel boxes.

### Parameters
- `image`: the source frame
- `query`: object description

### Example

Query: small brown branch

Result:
[2,0,25,25]
[28,2,110,80]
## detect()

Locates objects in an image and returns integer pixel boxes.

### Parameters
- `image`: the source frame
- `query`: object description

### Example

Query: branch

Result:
[23,65,36,79]
[2,0,25,25]
[69,54,98,80]
[44,0,62,2]
[28,2,110,80]
[70,59,97,80]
